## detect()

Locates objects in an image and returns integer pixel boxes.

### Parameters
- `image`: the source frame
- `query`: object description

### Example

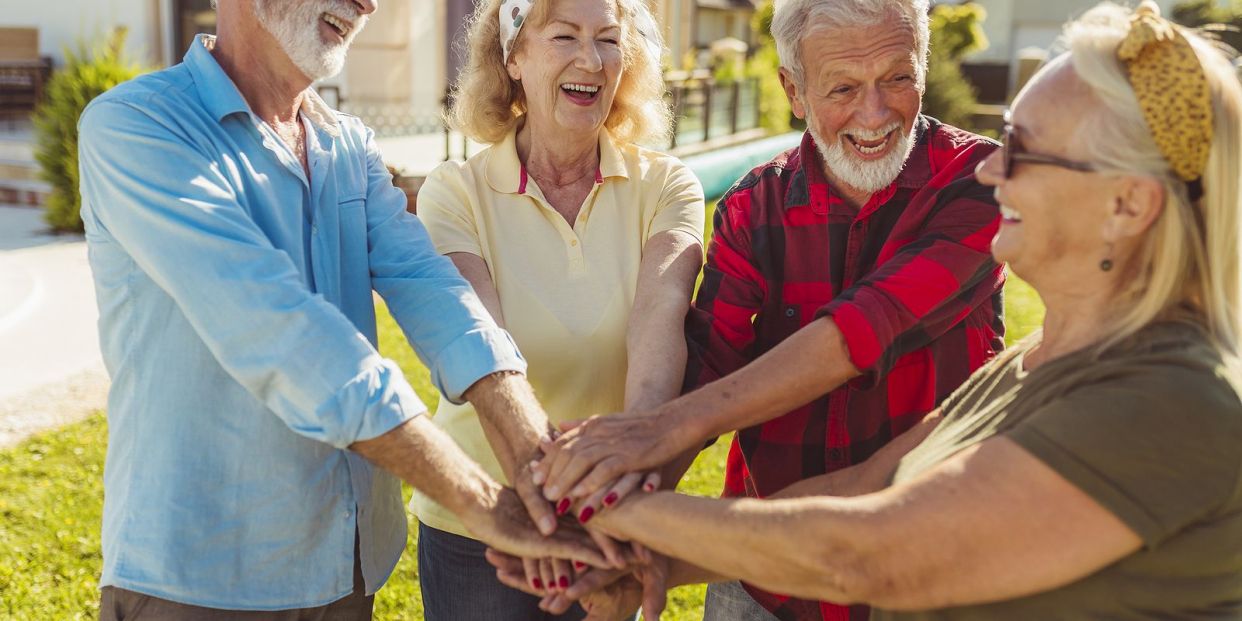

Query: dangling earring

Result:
[1099,243,1114,272]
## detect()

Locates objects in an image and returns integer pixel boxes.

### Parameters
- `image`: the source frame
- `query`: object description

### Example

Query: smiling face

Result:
[252,0,373,81]
[782,17,922,197]
[976,61,1120,286]
[506,0,624,137]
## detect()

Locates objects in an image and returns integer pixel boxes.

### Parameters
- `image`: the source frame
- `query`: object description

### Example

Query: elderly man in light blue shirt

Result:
[78,0,603,617]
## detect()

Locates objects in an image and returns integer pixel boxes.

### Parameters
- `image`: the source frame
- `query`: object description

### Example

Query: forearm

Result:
[466,371,550,481]
[667,558,728,587]
[657,317,861,444]
[351,415,499,520]
[771,411,943,499]
[624,298,690,412]
[593,491,878,604]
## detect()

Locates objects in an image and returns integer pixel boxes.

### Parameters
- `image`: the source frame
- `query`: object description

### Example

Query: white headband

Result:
[499,0,663,64]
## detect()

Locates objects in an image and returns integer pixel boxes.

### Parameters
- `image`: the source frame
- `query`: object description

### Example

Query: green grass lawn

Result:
[0,198,1044,620]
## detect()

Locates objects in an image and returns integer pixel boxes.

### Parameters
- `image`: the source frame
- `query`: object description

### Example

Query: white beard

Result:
[808,119,915,196]
[252,0,365,81]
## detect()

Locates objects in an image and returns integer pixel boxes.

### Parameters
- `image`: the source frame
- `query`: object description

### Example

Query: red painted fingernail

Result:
[533,578,543,590]
[559,576,570,588]
[603,492,618,506]
[578,506,595,523]
[573,560,585,570]
[556,498,571,515]
[642,482,655,492]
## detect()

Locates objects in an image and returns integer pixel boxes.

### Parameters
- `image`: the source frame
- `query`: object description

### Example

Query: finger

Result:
[496,567,542,596]
[516,476,558,536]
[589,526,628,570]
[563,567,627,600]
[538,592,557,612]
[639,568,668,621]
[482,547,524,571]
[631,541,652,565]
[565,456,628,500]
[539,558,556,594]
[529,459,547,486]
[552,557,573,591]
[522,556,544,593]
[598,472,644,512]
[540,432,588,502]
[576,482,613,524]
[642,471,662,493]
[543,593,575,615]
[558,418,587,432]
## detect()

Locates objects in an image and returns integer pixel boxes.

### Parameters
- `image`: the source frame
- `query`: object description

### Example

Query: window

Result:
[173,0,217,58]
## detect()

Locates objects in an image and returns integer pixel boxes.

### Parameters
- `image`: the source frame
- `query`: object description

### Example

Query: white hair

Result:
[771,0,930,86]
[1052,2,1242,353]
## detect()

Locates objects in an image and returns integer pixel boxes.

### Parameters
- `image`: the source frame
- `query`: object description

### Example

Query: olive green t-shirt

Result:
[875,321,1242,620]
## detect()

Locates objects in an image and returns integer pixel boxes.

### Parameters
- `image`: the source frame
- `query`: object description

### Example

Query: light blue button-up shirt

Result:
[77,35,525,610]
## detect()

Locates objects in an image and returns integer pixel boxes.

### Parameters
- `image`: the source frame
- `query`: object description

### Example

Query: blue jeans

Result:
[418,522,588,621]
[703,581,780,621]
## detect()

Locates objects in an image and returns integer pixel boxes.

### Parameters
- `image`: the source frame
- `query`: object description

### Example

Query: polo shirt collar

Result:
[485,124,628,195]
[784,115,934,211]
[184,34,341,138]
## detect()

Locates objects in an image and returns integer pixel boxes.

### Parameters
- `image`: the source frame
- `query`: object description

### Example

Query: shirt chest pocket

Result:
[336,196,370,291]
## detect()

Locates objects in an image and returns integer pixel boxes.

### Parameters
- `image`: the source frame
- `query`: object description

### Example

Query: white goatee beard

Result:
[252,0,363,81]
[808,117,915,196]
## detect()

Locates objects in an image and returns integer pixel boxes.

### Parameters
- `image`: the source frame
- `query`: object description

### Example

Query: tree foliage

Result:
[1171,0,1242,54]
[923,3,988,129]
[33,28,146,232]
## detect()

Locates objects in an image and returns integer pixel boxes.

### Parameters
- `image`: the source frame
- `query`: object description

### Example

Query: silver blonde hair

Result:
[1055,2,1242,353]
[770,0,930,87]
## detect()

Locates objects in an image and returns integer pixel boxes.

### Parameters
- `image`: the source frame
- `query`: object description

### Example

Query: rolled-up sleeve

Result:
[360,129,525,404]
[79,100,419,448]
[817,175,1003,384]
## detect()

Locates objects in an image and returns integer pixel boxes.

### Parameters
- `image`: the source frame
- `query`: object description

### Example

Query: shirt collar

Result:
[184,34,341,138]
[784,115,934,212]
[485,125,628,195]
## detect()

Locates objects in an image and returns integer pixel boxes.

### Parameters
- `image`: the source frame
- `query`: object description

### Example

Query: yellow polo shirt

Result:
[409,129,704,537]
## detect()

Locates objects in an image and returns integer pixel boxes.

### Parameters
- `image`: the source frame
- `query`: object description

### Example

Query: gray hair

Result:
[771,0,930,86]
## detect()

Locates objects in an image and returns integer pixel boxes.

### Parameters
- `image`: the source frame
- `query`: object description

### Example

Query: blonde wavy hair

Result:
[1055,3,1242,353]
[449,0,671,146]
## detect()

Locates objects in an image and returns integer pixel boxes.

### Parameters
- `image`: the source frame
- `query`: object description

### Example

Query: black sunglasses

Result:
[1002,122,1099,179]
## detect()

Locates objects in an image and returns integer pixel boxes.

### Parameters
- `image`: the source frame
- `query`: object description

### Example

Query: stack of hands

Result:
[485,413,692,620]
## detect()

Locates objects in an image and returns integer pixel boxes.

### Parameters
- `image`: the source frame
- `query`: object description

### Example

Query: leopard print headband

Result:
[1117,1,1214,193]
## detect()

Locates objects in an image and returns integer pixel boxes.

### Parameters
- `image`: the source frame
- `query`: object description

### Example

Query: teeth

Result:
[850,136,889,155]
[323,13,350,35]
[1000,205,1022,221]
[562,84,600,93]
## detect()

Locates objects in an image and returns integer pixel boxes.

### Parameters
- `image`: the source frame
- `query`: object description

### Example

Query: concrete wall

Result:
[4,0,172,67]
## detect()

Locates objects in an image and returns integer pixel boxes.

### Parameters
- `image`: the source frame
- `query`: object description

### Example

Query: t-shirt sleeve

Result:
[646,158,706,245]
[416,162,484,257]
[1007,365,1242,547]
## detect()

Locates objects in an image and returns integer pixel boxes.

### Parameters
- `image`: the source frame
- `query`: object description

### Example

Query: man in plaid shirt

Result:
[532,0,1004,618]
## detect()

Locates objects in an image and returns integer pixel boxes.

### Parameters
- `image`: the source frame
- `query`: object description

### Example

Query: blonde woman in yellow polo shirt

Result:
[409,0,704,618]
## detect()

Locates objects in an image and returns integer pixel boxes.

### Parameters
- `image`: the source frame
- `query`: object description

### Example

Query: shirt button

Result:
[785,306,797,318]
[570,239,578,246]
[829,448,844,461]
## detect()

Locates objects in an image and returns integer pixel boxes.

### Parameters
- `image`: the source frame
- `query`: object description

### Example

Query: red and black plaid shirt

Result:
[685,117,1005,621]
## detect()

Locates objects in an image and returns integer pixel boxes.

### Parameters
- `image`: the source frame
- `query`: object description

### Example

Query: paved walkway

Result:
[0,205,108,448]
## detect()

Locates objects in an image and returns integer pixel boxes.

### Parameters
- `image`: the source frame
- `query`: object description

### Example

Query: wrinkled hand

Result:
[461,485,609,569]
[487,547,672,620]
[534,414,689,506]
[514,451,559,536]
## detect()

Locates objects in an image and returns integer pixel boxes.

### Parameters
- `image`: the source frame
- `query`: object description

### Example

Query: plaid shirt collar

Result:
[784,115,934,216]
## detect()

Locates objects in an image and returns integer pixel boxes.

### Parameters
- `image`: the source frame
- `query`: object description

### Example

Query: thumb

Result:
[516,480,558,536]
